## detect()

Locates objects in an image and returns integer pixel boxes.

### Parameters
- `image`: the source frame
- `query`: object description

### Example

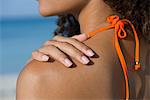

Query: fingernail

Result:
[86,49,95,57]
[41,55,49,61]
[81,56,90,64]
[64,58,73,67]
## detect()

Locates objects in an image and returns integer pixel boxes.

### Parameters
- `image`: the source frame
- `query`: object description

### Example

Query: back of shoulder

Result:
[17,59,68,100]
[17,56,123,99]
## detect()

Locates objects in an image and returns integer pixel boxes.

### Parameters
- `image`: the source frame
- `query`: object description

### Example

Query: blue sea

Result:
[0,17,57,75]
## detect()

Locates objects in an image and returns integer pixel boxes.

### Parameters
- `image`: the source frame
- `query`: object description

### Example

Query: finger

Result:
[71,33,88,42]
[38,45,73,67]
[44,40,90,64]
[52,36,94,57]
[32,50,49,61]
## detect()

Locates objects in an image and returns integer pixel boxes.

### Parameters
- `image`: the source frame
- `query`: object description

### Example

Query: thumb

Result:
[71,33,88,42]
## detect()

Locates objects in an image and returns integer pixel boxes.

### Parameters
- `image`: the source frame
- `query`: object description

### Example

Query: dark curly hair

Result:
[54,0,150,43]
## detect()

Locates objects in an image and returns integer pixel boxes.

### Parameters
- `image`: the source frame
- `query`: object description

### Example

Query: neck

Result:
[77,0,115,34]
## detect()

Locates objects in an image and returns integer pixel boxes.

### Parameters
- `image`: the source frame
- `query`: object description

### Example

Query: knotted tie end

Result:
[134,61,141,70]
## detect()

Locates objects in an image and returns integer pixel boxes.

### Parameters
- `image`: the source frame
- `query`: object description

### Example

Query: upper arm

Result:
[16,61,47,100]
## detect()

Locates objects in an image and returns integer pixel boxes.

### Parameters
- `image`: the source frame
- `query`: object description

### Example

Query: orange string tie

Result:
[106,15,141,71]
[86,15,141,100]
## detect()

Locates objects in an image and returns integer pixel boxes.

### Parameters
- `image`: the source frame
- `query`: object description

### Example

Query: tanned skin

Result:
[16,0,149,99]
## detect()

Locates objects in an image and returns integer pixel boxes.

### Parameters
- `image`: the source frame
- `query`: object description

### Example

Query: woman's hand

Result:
[31,33,95,67]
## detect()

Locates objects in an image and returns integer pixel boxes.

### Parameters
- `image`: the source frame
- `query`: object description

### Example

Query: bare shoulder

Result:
[17,30,124,99]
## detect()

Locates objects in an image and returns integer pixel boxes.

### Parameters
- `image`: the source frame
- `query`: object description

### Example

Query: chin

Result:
[39,6,54,16]
[39,5,68,17]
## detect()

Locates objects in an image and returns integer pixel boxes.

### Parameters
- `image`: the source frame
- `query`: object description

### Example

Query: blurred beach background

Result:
[0,0,57,99]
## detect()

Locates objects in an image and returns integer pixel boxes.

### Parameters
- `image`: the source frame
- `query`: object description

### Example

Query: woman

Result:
[17,0,149,99]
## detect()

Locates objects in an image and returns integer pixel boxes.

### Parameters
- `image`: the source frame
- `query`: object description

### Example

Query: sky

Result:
[1,0,41,19]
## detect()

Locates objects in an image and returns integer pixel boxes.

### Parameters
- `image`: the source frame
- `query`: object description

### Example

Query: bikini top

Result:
[86,15,141,100]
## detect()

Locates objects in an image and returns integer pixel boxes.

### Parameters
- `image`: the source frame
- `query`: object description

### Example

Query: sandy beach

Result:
[0,74,18,100]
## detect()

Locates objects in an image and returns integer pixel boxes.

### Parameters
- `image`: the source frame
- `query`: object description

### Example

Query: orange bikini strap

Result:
[86,15,141,100]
